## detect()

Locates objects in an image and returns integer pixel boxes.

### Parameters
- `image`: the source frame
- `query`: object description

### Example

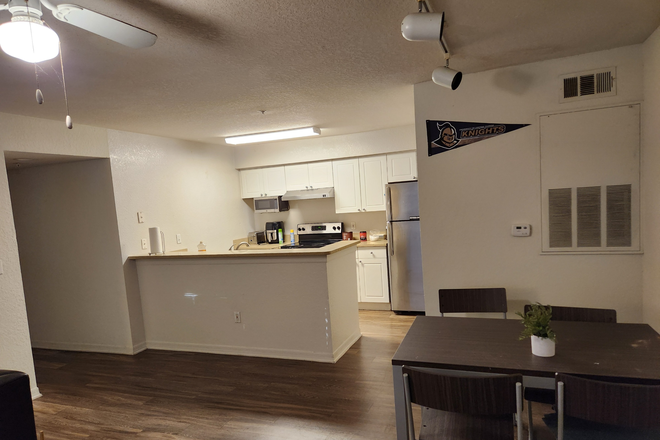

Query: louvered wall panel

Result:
[607,184,632,247]
[548,188,572,248]
[576,186,601,247]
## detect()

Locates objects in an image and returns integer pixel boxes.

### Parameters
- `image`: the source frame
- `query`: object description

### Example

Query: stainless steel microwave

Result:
[254,196,290,213]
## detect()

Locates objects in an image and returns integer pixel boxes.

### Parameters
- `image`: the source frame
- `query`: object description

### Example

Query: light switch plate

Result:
[176,234,182,244]
[137,212,145,223]
[511,224,531,237]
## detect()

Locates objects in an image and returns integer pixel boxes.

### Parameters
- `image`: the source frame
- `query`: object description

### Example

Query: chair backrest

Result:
[0,370,38,440]
[557,373,660,429]
[524,305,616,323]
[438,288,507,317]
[402,366,521,416]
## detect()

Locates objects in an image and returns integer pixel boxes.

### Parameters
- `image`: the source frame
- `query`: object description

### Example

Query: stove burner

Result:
[280,239,342,249]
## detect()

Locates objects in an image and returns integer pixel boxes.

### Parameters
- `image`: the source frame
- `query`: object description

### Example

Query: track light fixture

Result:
[400,1,462,90]
[432,60,462,90]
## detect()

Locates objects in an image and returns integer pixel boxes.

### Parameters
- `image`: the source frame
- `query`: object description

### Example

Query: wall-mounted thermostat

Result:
[511,224,531,237]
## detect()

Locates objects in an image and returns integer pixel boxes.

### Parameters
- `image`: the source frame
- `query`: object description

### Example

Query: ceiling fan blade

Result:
[52,4,157,49]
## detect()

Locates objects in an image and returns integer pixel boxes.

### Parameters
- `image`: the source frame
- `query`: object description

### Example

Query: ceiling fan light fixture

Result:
[225,127,321,145]
[0,17,60,63]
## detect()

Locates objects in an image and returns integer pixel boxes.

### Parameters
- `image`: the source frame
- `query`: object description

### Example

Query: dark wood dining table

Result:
[391,316,660,440]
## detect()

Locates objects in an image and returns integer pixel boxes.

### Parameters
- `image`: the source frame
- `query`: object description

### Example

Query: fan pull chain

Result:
[24,0,44,104]
[58,41,72,129]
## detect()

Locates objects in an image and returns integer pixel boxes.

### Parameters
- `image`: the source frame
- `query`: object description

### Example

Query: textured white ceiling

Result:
[0,0,658,145]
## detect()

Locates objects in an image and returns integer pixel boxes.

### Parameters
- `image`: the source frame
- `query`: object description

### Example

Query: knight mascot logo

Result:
[426,119,530,157]
[435,122,460,149]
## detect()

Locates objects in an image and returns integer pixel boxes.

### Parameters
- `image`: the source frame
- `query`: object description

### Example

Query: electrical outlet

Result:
[233,311,241,323]
[350,222,356,231]
[176,234,182,244]
[141,239,148,250]
[137,212,144,223]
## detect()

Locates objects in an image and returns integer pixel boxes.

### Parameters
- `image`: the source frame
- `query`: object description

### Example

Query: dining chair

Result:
[402,366,523,440]
[438,288,508,318]
[546,373,660,440]
[524,305,617,440]
[523,305,616,323]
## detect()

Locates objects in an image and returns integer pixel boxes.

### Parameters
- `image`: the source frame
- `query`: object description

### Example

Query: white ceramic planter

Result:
[531,335,555,357]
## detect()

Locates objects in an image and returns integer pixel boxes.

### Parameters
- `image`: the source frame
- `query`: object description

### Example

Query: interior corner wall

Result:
[0,113,110,396]
[642,26,660,332]
[234,125,416,169]
[8,159,133,354]
[414,45,645,322]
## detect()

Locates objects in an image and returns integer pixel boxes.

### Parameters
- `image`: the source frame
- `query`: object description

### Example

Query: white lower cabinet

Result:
[356,248,390,303]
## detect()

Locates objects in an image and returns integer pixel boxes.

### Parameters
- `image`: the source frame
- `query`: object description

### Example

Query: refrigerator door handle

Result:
[387,221,394,256]
[386,185,392,222]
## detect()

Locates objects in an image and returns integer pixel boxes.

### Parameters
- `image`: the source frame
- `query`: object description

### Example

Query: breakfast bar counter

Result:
[128,241,360,363]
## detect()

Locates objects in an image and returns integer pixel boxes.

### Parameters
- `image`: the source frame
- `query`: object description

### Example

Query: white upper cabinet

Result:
[285,161,333,190]
[387,151,418,182]
[240,166,286,198]
[359,155,387,212]
[262,166,287,196]
[333,158,362,213]
[284,164,309,190]
[240,168,264,199]
[333,155,387,213]
[308,161,334,188]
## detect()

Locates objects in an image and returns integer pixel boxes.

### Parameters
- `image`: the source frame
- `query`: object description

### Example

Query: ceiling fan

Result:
[0,0,157,128]
[0,0,156,62]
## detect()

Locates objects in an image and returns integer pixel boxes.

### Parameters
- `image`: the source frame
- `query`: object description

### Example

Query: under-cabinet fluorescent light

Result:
[225,127,321,145]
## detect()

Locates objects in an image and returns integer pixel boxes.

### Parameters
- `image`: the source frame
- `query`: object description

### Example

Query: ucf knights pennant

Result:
[426,120,529,157]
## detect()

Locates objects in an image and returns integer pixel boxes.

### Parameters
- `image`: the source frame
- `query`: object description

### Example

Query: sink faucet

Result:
[229,242,250,250]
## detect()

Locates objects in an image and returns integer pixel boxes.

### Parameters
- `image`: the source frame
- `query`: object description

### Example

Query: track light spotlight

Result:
[401,12,444,41]
[432,63,462,90]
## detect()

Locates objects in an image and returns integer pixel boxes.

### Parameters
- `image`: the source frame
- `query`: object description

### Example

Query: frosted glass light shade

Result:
[0,20,60,63]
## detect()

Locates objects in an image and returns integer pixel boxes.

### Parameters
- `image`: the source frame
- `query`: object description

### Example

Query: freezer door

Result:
[386,181,419,222]
[388,220,425,312]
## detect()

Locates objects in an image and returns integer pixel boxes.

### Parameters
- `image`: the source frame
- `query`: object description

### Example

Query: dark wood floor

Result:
[32,311,555,439]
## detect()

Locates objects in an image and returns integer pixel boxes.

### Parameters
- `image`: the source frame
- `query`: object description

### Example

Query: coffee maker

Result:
[265,221,284,244]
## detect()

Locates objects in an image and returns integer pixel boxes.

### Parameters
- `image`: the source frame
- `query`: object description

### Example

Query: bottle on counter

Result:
[197,241,207,252]
[290,229,295,245]
[278,228,283,245]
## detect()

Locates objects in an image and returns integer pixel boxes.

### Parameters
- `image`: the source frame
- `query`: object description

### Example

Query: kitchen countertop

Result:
[357,240,387,248]
[129,239,359,259]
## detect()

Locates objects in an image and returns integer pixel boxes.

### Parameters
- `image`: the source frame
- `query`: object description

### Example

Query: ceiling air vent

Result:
[559,67,616,103]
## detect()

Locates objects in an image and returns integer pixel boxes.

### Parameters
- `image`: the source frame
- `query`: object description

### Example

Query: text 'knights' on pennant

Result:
[426,120,530,157]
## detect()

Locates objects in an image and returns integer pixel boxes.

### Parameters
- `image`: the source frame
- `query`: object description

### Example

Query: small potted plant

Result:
[516,303,556,357]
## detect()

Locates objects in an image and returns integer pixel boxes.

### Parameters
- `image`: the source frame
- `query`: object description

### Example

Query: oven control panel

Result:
[297,222,343,235]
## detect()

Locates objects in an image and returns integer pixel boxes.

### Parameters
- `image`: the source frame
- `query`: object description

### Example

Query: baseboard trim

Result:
[358,302,391,311]
[31,340,133,355]
[332,329,362,362]
[31,386,41,400]
[145,341,336,363]
[132,341,147,354]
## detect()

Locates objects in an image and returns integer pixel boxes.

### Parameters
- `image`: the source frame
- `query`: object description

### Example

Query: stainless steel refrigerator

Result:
[386,181,425,313]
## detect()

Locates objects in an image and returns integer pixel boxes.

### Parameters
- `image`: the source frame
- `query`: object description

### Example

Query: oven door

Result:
[254,196,281,213]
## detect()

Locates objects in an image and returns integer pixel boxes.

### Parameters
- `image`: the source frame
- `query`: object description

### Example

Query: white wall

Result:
[234,125,415,169]
[108,130,253,255]
[414,45,645,322]
[255,198,386,237]
[8,159,132,353]
[0,113,109,396]
[642,26,660,332]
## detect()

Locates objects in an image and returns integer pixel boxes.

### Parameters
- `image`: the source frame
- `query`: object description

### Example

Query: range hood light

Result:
[225,127,321,145]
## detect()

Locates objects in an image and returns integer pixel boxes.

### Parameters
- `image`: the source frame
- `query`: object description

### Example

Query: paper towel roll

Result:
[149,227,163,255]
